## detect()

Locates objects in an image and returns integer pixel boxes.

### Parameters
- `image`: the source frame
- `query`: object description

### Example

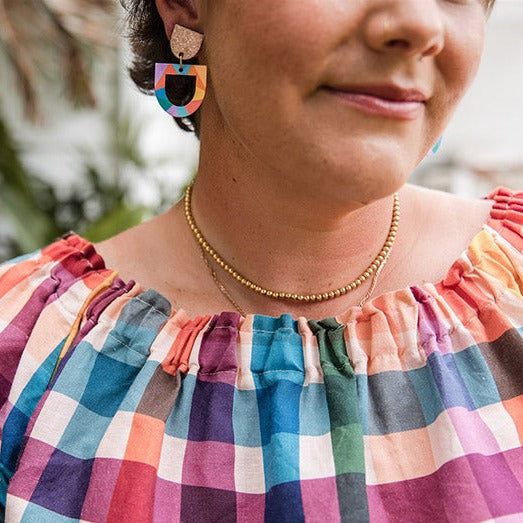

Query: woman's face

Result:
[198,0,488,202]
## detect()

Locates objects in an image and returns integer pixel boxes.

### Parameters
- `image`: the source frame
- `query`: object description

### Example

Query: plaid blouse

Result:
[0,187,522,522]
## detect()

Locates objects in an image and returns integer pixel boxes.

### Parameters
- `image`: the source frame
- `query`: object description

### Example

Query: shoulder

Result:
[0,233,115,312]
[0,233,117,398]
[413,185,523,295]
[94,208,175,281]
[93,203,204,309]
[0,234,119,503]
[485,187,523,251]
[0,235,117,396]
[397,184,492,269]
[403,184,523,248]
[403,183,494,225]
[383,185,523,290]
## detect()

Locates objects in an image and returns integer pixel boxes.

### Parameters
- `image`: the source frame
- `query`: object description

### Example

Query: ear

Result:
[155,0,202,40]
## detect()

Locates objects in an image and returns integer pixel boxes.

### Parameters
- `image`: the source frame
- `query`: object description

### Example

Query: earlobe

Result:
[155,0,200,40]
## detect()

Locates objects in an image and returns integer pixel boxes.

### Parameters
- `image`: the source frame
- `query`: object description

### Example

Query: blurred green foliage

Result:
[0,107,161,262]
[0,115,60,255]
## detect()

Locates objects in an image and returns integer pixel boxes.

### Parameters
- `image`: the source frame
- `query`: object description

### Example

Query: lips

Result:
[323,83,428,120]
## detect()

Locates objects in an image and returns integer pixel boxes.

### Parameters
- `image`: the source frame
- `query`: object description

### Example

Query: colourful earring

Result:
[427,136,443,156]
[155,25,207,118]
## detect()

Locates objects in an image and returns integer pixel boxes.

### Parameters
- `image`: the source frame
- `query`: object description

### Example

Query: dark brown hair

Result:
[121,0,496,138]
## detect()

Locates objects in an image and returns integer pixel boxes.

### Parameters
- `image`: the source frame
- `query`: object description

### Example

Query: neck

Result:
[186,133,402,316]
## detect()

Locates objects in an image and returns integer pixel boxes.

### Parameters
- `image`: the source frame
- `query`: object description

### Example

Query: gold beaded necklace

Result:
[184,182,400,305]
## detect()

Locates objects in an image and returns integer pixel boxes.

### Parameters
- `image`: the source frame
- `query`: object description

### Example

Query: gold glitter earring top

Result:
[170,25,204,60]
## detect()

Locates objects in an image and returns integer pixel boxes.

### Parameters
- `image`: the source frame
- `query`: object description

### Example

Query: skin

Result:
[97,0,494,319]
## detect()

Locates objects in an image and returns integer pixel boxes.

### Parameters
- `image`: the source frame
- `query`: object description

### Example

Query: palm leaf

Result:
[0,0,117,119]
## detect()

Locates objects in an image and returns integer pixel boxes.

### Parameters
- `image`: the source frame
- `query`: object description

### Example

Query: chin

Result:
[322,144,413,203]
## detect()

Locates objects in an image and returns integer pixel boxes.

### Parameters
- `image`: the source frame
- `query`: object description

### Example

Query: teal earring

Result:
[427,136,443,156]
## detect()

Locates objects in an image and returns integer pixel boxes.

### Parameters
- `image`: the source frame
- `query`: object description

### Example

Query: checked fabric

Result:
[0,188,522,522]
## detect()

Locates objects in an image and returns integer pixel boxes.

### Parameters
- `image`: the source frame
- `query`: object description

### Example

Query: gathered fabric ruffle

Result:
[0,188,522,521]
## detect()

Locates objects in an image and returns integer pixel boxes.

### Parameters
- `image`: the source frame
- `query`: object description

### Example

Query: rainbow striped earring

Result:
[155,25,207,118]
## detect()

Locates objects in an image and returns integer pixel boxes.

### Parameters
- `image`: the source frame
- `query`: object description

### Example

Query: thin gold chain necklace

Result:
[184,182,400,304]
[199,242,390,315]
[198,245,248,316]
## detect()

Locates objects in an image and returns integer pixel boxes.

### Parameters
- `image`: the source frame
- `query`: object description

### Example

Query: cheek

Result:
[201,18,305,142]
[442,20,485,103]
[428,19,485,136]
[203,1,344,113]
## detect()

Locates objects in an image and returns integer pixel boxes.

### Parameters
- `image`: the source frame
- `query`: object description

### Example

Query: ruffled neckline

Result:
[52,187,523,328]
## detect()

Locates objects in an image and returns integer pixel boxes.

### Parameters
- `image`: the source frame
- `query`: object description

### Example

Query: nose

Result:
[363,1,445,59]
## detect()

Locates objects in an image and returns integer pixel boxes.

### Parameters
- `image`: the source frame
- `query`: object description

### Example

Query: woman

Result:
[1,0,521,521]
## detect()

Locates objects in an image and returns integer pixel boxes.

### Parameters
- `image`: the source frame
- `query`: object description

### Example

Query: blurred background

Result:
[0,0,522,263]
